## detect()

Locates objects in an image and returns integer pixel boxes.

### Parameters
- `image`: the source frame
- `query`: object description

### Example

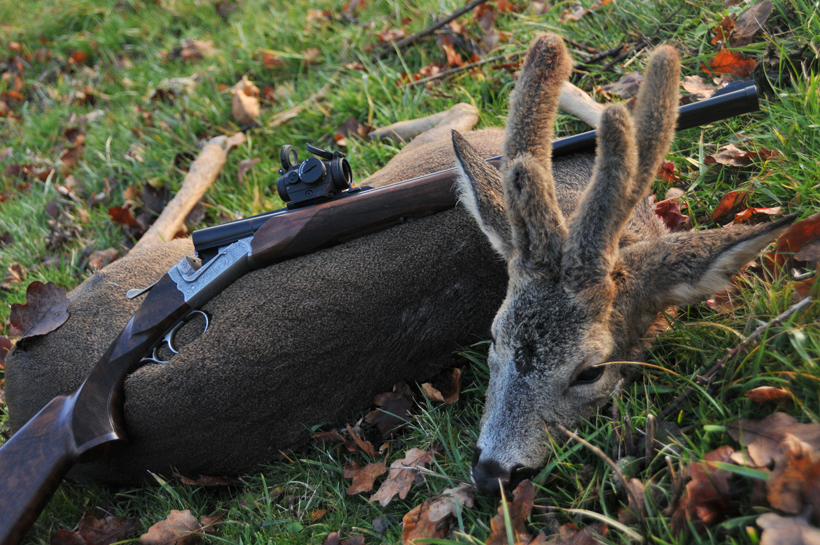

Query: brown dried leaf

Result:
[711,16,735,45]
[60,134,86,172]
[322,532,365,545]
[682,75,721,100]
[397,62,444,86]
[109,205,136,227]
[757,512,820,545]
[424,483,474,522]
[140,510,203,545]
[77,509,137,545]
[365,381,415,436]
[1,262,25,290]
[237,157,261,185]
[198,514,222,535]
[343,62,367,71]
[310,509,328,523]
[344,460,387,495]
[658,161,681,183]
[175,474,238,487]
[421,368,462,404]
[370,448,436,507]
[335,117,373,147]
[180,40,215,62]
[346,423,376,458]
[727,206,781,226]
[558,0,612,22]
[303,48,322,65]
[768,435,820,515]
[8,281,70,341]
[402,499,449,544]
[650,195,690,232]
[727,412,820,469]
[486,480,537,545]
[306,8,332,23]
[231,76,260,125]
[746,386,794,404]
[601,71,643,99]
[262,51,285,69]
[50,530,88,545]
[712,190,749,222]
[702,49,757,77]
[768,213,820,270]
[671,445,737,533]
[617,478,646,525]
[88,248,119,271]
[313,429,358,451]
[551,523,608,544]
[731,1,773,47]
[705,144,777,167]
[375,29,407,44]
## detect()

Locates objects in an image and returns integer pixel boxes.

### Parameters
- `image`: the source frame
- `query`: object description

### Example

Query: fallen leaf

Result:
[306,8,332,23]
[397,63,444,87]
[727,206,781,226]
[767,434,820,515]
[343,62,366,71]
[424,484,475,522]
[198,514,222,534]
[262,51,285,69]
[60,134,86,172]
[746,386,794,404]
[313,429,358,451]
[757,511,820,545]
[618,478,647,525]
[0,232,13,246]
[77,509,137,545]
[365,381,415,436]
[421,368,462,404]
[768,213,820,270]
[8,281,70,341]
[231,75,260,125]
[658,161,681,183]
[175,474,237,487]
[402,499,449,544]
[335,117,373,147]
[303,48,322,64]
[712,190,749,222]
[344,460,387,495]
[558,0,613,22]
[671,445,737,533]
[140,510,203,545]
[88,248,119,270]
[650,195,690,232]
[310,509,327,523]
[0,336,12,369]
[237,158,261,185]
[68,50,89,65]
[711,16,735,45]
[601,71,643,99]
[731,1,773,47]
[50,530,87,545]
[370,448,436,507]
[322,532,365,545]
[109,205,136,227]
[179,40,215,62]
[346,423,376,458]
[705,144,777,166]
[551,522,608,544]
[486,480,537,545]
[1,262,25,290]
[438,35,465,68]
[728,412,820,469]
[376,29,407,44]
[682,75,723,100]
[702,49,757,77]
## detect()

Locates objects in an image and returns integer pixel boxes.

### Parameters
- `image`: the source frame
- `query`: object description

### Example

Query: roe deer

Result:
[3,34,790,488]
[452,34,795,494]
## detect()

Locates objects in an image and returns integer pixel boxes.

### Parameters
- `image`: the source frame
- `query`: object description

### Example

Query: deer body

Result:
[4,36,791,488]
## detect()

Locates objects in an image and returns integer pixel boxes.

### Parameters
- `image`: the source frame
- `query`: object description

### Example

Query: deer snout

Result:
[471,447,533,496]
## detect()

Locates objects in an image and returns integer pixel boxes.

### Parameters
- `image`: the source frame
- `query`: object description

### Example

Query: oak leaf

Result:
[9,281,70,341]
[702,49,757,77]
[140,510,203,545]
[712,190,749,222]
[425,483,474,522]
[88,249,119,271]
[601,71,643,99]
[757,512,820,545]
[77,509,137,545]
[344,460,387,495]
[768,213,820,270]
[727,206,781,226]
[323,533,365,545]
[313,429,358,451]
[558,0,612,22]
[671,445,737,533]
[370,448,436,507]
[711,16,735,45]
[682,75,722,100]
[237,157,261,185]
[486,480,537,545]
[402,499,449,544]
[727,412,820,469]
[650,195,690,232]
[767,434,820,516]
[365,381,415,436]
[262,51,285,69]
[1,262,25,290]
[346,423,376,457]
[375,29,407,44]
[179,40,215,62]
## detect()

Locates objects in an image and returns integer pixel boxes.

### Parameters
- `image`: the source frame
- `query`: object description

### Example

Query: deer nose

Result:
[471,447,521,496]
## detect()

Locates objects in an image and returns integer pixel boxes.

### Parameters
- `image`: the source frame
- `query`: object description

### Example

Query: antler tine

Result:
[563,105,638,293]
[501,33,573,273]
[502,33,574,166]
[626,45,680,208]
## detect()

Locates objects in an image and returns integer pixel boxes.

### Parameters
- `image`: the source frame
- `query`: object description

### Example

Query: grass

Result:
[1,0,819,543]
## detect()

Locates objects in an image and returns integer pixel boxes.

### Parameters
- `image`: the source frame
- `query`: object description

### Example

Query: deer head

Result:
[453,33,795,495]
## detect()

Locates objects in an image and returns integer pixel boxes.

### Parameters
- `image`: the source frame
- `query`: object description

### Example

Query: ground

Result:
[0,0,818,543]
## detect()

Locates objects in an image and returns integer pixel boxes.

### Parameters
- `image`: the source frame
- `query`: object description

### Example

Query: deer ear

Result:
[452,130,513,260]
[618,215,797,307]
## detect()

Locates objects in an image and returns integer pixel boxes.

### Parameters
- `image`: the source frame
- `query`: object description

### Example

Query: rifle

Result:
[0,81,759,545]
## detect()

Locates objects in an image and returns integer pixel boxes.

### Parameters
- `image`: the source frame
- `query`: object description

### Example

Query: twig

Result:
[601,42,643,72]
[373,0,488,60]
[661,296,814,419]
[644,414,656,466]
[556,423,648,533]
[403,51,523,87]
[582,44,625,65]
[564,38,599,54]
[662,457,686,517]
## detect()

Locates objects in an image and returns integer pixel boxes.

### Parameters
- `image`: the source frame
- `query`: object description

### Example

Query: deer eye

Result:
[573,365,605,386]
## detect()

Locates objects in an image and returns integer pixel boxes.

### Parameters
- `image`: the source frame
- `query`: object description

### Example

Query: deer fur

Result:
[453,34,795,494]
[4,35,792,489]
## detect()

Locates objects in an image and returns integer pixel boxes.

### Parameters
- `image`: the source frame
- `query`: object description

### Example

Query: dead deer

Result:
[452,34,795,494]
[3,35,790,488]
